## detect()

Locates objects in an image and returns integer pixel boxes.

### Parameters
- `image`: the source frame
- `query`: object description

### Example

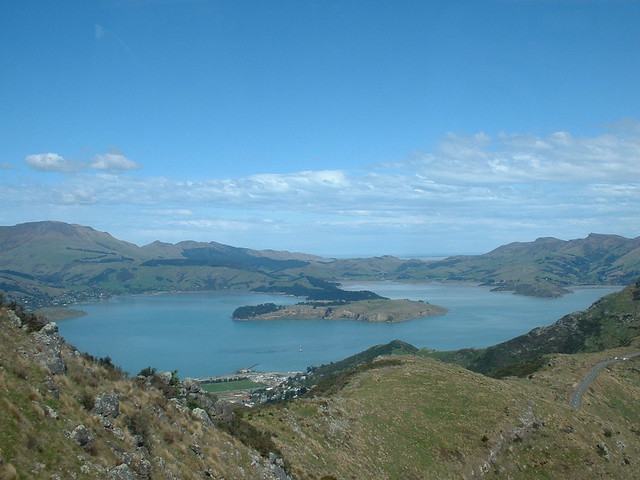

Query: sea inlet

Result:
[57,282,622,378]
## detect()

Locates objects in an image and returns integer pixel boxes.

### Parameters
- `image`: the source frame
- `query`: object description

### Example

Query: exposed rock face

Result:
[6,310,22,328]
[192,407,213,426]
[597,441,611,460]
[108,464,135,480]
[181,378,201,393]
[212,399,234,423]
[155,371,173,383]
[176,377,225,420]
[92,392,120,418]
[68,424,95,447]
[32,322,66,375]
[44,405,59,419]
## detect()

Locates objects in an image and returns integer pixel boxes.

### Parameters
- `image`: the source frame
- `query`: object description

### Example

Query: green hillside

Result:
[246,348,640,480]
[2,222,640,310]
[415,234,640,297]
[0,222,321,308]
[425,278,640,376]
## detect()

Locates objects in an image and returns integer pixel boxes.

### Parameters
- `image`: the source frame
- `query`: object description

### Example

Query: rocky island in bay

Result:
[233,275,447,322]
[232,298,447,322]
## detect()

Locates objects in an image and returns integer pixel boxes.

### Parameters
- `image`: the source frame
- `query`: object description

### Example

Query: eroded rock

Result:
[108,464,135,480]
[32,322,66,375]
[92,392,120,418]
[69,424,94,447]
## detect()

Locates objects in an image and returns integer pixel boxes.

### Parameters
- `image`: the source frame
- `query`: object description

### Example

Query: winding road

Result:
[570,353,640,409]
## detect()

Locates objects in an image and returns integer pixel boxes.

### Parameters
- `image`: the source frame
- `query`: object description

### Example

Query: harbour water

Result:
[57,282,622,378]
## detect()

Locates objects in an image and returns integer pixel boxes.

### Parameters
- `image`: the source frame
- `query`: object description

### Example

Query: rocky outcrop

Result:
[6,310,22,328]
[92,392,120,418]
[32,322,66,375]
[67,424,95,447]
[108,464,136,480]
[192,407,213,426]
[471,404,545,477]
[212,399,235,423]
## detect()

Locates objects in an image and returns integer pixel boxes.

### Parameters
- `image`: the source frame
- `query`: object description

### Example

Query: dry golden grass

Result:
[0,463,18,480]
[248,353,640,480]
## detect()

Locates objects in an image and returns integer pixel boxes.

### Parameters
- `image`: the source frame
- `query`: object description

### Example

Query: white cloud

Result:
[172,219,253,231]
[90,153,141,172]
[8,122,640,254]
[57,187,97,204]
[244,170,349,194]
[94,24,133,55]
[393,127,640,185]
[24,153,81,172]
[145,208,193,217]
[24,150,140,174]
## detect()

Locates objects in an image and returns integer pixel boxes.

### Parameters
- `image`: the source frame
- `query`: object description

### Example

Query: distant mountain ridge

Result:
[1,221,639,308]
[412,233,640,297]
[0,221,328,308]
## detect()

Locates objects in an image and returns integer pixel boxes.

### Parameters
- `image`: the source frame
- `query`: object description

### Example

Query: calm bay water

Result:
[57,283,622,378]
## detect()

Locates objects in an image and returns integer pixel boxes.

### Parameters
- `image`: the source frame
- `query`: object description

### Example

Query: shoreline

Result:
[195,370,302,385]
[37,306,87,321]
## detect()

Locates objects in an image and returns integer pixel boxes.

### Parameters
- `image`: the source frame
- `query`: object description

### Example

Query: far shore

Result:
[37,306,87,321]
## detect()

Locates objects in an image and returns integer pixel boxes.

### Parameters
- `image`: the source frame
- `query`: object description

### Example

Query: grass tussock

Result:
[0,463,18,480]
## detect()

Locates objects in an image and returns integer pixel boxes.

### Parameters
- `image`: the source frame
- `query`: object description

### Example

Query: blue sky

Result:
[2,0,640,256]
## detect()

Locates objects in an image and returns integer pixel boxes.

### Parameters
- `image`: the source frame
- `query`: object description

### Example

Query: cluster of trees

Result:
[232,303,284,319]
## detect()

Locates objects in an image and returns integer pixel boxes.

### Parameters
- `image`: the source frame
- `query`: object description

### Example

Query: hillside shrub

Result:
[126,411,151,450]
[217,411,282,459]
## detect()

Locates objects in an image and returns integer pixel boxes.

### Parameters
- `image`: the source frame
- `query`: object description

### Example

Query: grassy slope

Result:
[248,350,640,480]
[401,234,640,297]
[0,307,282,480]
[305,339,418,387]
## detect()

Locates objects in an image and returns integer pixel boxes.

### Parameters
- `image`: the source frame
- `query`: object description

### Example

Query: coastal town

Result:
[197,367,308,407]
